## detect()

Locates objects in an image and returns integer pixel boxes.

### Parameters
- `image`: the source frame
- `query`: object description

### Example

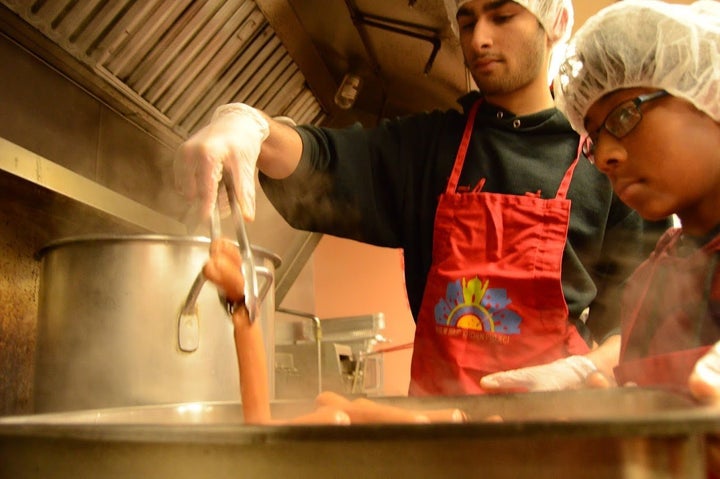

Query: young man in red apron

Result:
[554,0,720,398]
[411,0,621,395]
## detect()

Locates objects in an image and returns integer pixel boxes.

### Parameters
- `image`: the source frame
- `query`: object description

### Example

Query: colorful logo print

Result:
[434,277,521,334]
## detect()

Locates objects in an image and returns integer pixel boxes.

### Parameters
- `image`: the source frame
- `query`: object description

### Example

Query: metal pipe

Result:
[275,307,323,394]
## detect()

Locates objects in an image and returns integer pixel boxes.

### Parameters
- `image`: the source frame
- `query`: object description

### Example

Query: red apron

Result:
[614,230,720,390]
[409,100,590,396]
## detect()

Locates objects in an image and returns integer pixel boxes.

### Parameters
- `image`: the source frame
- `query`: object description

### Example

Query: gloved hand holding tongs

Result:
[176,103,271,328]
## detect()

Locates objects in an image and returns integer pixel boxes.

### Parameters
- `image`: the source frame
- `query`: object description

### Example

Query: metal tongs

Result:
[212,169,260,323]
[177,169,265,352]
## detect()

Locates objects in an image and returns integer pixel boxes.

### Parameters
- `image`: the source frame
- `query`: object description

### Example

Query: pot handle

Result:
[178,272,207,353]
[177,265,274,353]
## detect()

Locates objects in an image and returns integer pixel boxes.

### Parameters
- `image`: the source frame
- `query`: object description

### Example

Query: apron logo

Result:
[434,277,522,334]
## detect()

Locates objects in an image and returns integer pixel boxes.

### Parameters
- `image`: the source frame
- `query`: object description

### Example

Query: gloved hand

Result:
[480,355,598,392]
[689,341,720,401]
[174,103,270,224]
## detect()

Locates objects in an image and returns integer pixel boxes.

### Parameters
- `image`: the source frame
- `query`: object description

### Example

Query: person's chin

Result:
[635,203,672,223]
[616,183,659,218]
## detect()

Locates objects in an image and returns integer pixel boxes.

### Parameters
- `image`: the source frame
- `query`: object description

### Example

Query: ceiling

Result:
[2,0,692,142]
[258,0,469,126]
[4,0,681,140]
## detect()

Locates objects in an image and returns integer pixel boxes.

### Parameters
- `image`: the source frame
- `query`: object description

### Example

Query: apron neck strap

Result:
[446,100,482,194]
[554,138,584,200]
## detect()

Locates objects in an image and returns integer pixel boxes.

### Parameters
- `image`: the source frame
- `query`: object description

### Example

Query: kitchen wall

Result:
[313,236,415,396]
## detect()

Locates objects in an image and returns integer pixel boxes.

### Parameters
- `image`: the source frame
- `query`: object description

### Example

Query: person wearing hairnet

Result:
[175,0,645,396]
[553,0,720,400]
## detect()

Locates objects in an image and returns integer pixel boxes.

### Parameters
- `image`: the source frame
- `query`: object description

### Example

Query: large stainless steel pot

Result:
[33,235,281,413]
[1,388,720,478]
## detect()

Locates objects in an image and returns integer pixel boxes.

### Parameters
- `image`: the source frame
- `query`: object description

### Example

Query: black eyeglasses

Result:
[582,90,669,164]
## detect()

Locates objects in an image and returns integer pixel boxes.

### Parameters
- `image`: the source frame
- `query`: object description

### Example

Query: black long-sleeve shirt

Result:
[260,92,645,344]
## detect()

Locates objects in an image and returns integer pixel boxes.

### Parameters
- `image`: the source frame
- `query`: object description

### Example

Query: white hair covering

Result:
[456,0,574,80]
[554,0,720,137]
[456,0,574,43]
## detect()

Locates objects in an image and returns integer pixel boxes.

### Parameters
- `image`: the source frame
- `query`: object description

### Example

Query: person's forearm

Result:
[256,114,304,179]
[585,334,621,378]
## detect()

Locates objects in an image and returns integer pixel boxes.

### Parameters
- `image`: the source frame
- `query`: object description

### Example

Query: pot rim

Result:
[36,234,281,267]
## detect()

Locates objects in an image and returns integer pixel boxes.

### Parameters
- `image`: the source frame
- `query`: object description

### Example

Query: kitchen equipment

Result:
[275,307,324,396]
[33,234,280,412]
[218,169,261,323]
[1,388,719,478]
[275,313,386,399]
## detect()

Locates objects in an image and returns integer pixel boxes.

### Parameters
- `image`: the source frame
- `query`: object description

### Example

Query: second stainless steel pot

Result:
[33,235,281,413]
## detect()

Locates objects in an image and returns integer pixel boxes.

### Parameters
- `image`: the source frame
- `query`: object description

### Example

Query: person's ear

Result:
[551,8,569,43]
[559,8,569,31]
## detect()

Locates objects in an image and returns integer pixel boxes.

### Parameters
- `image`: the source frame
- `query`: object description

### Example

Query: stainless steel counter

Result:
[1,388,719,478]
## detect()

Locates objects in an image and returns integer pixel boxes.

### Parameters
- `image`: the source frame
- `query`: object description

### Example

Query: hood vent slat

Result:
[3,0,326,139]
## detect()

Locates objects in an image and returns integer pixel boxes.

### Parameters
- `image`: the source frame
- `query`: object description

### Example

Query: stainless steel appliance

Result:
[275,312,387,399]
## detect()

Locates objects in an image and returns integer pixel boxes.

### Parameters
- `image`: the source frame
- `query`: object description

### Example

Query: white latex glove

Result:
[174,103,270,224]
[689,341,720,401]
[480,355,598,392]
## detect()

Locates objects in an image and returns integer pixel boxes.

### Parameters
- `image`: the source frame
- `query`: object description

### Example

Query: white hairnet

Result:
[456,0,574,44]
[456,0,574,81]
[554,0,720,137]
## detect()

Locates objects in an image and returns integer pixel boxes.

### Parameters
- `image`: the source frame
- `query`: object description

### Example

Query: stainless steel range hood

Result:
[0,0,328,144]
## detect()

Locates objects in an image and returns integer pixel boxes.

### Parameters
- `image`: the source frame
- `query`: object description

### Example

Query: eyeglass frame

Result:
[581,90,669,165]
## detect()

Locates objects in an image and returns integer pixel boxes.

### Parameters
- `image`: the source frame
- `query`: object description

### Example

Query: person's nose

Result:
[470,18,494,50]
[593,137,627,174]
